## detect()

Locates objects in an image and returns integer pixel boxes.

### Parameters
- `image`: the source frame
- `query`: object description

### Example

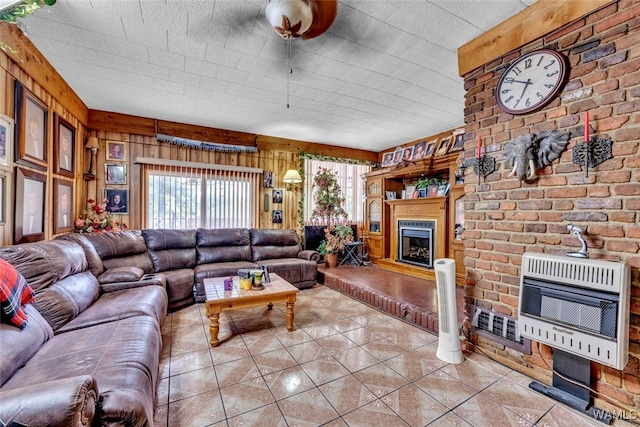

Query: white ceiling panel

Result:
[16,0,535,152]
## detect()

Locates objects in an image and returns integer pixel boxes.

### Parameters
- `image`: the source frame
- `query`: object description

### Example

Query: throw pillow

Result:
[0,258,35,329]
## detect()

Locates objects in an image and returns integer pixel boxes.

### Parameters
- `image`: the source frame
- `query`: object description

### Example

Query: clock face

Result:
[495,49,568,115]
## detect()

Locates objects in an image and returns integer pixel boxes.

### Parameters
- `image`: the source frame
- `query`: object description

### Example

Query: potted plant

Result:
[317,224,354,267]
[311,167,347,225]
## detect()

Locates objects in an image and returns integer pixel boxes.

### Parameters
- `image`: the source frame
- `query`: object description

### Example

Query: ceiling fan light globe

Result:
[265,0,313,39]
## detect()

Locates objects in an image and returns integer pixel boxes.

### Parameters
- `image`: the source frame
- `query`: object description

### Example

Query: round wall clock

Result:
[495,48,568,115]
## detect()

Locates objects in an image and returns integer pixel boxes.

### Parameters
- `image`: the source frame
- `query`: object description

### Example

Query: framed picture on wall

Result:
[15,167,46,243]
[449,130,465,152]
[424,139,437,158]
[0,174,6,224]
[54,114,75,177]
[105,164,127,185]
[263,171,274,187]
[0,113,13,168]
[412,141,427,161]
[104,188,129,214]
[272,209,283,224]
[106,141,126,161]
[381,152,394,167]
[16,83,48,169]
[435,135,452,156]
[272,189,283,204]
[53,178,73,234]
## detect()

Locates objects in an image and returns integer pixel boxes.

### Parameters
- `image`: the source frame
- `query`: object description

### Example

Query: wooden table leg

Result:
[208,305,221,347]
[286,301,295,332]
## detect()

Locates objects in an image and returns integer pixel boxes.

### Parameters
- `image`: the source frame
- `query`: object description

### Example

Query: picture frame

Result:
[386,191,396,200]
[0,174,6,224]
[104,188,129,214]
[263,171,274,187]
[424,139,437,158]
[105,164,127,185]
[272,189,283,204]
[449,131,465,152]
[381,152,394,167]
[0,113,13,168]
[272,209,283,224]
[391,147,403,165]
[435,135,452,156]
[53,178,73,234]
[15,167,46,243]
[16,83,48,169]
[54,114,75,177]
[106,141,127,161]
[437,183,450,197]
[404,184,416,199]
[412,141,427,161]
[401,146,414,162]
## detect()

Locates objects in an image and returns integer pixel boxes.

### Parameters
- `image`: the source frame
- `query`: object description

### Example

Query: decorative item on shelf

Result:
[83,137,99,181]
[74,198,127,233]
[504,130,570,181]
[283,169,302,190]
[572,111,612,178]
[415,176,429,197]
[455,152,466,184]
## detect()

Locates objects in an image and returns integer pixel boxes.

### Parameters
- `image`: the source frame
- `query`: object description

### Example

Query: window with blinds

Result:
[303,158,370,225]
[143,163,260,230]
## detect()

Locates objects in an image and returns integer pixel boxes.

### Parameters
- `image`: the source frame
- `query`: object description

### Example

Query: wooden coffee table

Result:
[203,273,299,347]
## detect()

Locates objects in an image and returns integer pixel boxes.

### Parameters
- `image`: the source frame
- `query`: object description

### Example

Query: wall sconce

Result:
[283,169,302,191]
[83,136,99,181]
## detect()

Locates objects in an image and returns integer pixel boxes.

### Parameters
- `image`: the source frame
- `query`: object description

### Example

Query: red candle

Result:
[584,111,589,142]
[477,135,482,158]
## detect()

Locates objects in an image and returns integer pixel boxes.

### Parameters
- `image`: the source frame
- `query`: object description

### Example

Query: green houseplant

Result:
[1,1,57,55]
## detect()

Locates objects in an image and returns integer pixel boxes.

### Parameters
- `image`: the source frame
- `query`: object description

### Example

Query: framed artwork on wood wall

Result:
[104,188,129,214]
[15,167,46,243]
[435,135,452,157]
[0,113,13,168]
[105,164,127,185]
[106,141,127,161]
[54,114,75,177]
[16,83,48,170]
[53,178,73,234]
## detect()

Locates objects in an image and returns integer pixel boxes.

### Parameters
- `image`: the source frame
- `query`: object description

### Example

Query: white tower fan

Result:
[434,258,463,364]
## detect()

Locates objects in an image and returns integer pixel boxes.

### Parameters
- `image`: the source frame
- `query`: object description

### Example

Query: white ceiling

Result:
[20,0,536,152]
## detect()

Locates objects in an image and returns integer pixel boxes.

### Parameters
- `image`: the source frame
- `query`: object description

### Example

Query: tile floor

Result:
[154,284,627,427]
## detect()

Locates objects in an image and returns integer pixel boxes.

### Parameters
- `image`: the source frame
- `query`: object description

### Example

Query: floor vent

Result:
[469,305,531,354]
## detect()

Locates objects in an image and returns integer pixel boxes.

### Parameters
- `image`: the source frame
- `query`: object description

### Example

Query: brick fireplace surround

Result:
[460,0,639,413]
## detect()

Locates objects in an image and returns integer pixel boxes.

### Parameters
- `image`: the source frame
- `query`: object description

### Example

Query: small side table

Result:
[339,241,364,266]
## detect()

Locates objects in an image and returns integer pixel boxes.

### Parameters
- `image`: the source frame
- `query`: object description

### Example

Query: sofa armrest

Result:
[99,273,167,293]
[298,250,321,263]
[0,375,98,427]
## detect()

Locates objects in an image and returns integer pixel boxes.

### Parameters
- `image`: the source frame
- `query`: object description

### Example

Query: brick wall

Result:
[461,0,639,410]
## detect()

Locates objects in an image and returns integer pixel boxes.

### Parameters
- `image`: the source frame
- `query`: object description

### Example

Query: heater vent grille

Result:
[470,306,531,354]
[523,253,623,292]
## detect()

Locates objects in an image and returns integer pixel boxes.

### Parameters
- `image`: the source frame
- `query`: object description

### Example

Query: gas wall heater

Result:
[517,252,630,423]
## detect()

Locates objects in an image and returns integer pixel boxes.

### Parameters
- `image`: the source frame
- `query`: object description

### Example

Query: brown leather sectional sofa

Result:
[0,228,319,426]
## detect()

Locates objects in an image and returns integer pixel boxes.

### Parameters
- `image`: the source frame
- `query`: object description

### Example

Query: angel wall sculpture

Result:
[504,130,571,181]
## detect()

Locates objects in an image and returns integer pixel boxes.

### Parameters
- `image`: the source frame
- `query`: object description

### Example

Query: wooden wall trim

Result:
[457,0,615,76]
[0,22,89,123]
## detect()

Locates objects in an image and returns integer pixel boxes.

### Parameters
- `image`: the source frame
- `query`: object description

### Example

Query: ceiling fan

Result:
[264,0,337,40]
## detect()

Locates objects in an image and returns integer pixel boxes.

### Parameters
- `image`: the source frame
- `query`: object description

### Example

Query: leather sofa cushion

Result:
[0,241,87,292]
[56,233,105,277]
[97,266,144,284]
[250,229,302,261]
[57,285,167,333]
[257,259,318,287]
[143,229,197,272]
[34,271,100,332]
[193,260,258,302]
[82,230,154,274]
[0,304,53,386]
[196,228,252,264]
[2,315,162,425]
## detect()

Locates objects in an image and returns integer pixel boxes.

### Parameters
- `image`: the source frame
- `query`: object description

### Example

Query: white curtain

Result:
[303,158,370,227]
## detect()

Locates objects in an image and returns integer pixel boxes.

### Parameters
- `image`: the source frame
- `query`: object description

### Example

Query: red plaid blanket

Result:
[0,258,35,329]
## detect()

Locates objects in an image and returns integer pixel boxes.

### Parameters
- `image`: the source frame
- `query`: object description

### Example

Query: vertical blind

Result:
[303,158,370,226]
[141,162,261,229]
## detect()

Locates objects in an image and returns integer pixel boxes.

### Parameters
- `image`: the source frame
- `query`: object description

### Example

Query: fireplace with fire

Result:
[398,220,435,268]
